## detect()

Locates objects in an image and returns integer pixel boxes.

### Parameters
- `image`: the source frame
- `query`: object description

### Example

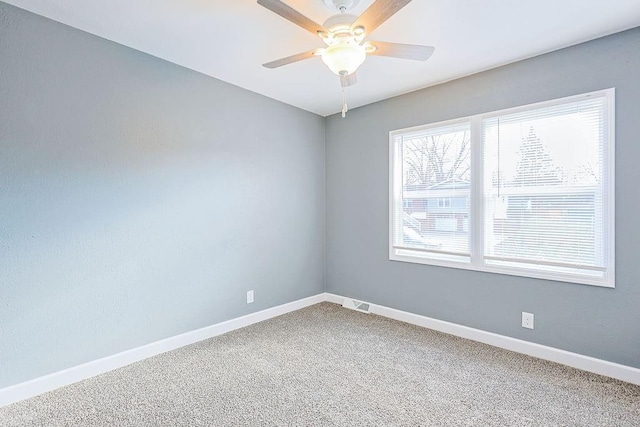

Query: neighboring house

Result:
[403,178,470,232]
[492,187,598,264]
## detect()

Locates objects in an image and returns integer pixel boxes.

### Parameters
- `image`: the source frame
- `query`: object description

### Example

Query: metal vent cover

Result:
[342,298,371,314]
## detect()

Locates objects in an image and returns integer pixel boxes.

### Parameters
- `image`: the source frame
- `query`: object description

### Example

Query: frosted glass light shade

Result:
[321,42,366,76]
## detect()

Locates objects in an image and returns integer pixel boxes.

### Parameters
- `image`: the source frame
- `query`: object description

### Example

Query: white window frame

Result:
[389,88,615,288]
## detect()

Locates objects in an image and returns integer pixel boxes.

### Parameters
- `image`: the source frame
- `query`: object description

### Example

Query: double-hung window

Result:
[390,89,615,287]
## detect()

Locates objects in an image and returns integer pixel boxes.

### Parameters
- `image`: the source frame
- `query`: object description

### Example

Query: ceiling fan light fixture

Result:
[321,42,366,76]
[258,0,434,115]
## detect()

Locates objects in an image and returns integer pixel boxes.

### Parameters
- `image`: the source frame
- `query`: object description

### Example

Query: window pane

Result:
[394,122,471,257]
[482,97,609,278]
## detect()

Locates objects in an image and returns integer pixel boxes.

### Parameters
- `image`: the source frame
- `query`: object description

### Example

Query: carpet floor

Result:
[1,302,639,426]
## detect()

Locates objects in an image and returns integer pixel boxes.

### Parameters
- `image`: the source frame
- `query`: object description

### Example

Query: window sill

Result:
[389,250,614,288]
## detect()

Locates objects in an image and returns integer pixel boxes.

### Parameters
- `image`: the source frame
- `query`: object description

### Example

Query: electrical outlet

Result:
[522,312,534,329]
[246,290,254,304]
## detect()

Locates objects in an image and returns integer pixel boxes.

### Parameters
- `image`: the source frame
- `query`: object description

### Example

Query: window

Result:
[438,198,452,208]
[390,89,614,287]
[390,120,471,263]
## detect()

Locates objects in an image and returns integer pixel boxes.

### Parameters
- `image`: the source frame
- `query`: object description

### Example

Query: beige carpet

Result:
[1,302,639,426]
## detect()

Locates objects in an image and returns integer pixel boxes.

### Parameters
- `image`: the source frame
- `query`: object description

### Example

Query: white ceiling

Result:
[5,0,640,116]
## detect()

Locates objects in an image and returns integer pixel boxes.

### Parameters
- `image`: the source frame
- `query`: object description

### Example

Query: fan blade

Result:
[352,0,412,36]
[340,73,357,87]
[257,0,326,35]
[263,50,319,69]
[366,41,434,61]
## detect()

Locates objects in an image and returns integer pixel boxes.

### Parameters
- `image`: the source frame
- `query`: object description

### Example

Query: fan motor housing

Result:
[323,13,358,31]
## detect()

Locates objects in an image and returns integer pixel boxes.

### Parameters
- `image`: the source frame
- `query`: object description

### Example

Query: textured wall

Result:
[326,28,640,368]
[0,3,325,387]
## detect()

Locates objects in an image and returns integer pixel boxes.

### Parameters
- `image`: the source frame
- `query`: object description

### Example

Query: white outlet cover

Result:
[246,290,254,304]
[522,312,534,329]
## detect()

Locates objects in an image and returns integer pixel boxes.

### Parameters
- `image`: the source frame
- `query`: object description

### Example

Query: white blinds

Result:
[482,96,610,278]
[392,121,471,259]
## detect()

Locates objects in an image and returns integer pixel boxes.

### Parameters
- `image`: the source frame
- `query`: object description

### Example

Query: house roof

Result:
[427,178,470,191]
[404,177,470,194]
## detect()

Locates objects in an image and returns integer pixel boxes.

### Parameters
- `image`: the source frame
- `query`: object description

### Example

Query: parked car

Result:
[402,226,443,250]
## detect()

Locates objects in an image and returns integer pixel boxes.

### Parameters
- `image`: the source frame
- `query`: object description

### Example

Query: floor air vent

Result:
[342,298,371,314]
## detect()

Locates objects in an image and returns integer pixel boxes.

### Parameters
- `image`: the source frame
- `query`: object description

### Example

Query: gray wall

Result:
[0,2,325,388]
[2,1,638,391]
[326,28,640,368]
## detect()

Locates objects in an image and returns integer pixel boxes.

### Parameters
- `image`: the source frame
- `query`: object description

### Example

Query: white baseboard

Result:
[3,292,638,408]
[325,293,640,386]
[0,293,325,408]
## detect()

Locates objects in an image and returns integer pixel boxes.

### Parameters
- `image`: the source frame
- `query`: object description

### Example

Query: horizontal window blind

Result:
[390,89,613,286]
[392,121,471,260]
[482,96,610,278]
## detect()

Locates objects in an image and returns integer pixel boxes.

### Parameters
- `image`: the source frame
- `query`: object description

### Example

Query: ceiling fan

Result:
[257,0,435,116]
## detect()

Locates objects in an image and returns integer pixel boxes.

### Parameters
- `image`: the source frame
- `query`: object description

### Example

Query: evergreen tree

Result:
[512,127,561,186]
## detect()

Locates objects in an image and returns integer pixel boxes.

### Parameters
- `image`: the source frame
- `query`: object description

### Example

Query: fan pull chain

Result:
[342,87,348,118]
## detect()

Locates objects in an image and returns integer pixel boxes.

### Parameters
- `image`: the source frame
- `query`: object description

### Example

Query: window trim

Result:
[389,88,615,288]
